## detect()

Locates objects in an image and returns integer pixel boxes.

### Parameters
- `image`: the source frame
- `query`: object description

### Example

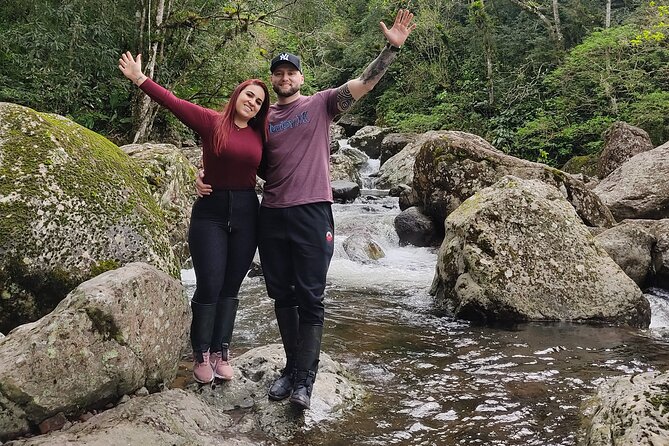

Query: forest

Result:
[1,0,667,167]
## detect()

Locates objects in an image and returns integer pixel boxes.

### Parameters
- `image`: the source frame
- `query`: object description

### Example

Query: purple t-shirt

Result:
[261,89,339,208]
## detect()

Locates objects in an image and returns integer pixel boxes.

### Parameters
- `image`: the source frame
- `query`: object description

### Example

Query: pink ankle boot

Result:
[210,350,234,380]
[193,350,214,384]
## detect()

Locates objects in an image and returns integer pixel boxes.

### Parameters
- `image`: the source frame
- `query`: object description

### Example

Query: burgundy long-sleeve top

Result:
[139,79,262,190]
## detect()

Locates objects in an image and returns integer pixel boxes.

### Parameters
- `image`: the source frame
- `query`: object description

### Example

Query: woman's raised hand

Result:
[118,51,146,85]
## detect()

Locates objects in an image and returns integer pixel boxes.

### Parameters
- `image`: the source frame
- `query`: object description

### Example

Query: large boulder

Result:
[330,147,367,186]
[597,121,654,179]
[593,142,669,220]
[430,176,650,327]
[594,222,655,287]
[0,263,188,441]
[649,219,669,289]
[5,389,257,446]
[413,131,615,230]
[5,344,363,444]
[377,131,451,190]
[0,103,178,333]
[196,344,364,443]
[394,206,437,247]
[607,218,669,289]
[380,132,417,165]
[581,371,669,445]
[120,143,197,264]
[348,126,389,159]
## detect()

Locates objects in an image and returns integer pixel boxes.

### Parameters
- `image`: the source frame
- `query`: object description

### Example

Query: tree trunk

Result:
[605,0,611,28]
[552,0,563,48]
[510,0,563,51]
[476,0,495,109]
[132,0,166,143]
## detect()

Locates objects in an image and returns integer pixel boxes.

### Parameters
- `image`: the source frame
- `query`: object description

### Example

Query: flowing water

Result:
[181,164,669,445]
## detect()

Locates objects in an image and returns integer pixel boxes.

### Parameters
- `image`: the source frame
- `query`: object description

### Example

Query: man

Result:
[197,9,416,409]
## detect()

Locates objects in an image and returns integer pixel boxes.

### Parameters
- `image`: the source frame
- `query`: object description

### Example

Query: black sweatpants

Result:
[189,189,259,305]
[258,202,335,326]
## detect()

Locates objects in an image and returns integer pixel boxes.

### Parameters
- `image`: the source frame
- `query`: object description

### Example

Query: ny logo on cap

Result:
[279,53,290,61]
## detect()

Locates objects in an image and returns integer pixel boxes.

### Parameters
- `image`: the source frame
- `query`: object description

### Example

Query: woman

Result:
[119,51,269,384]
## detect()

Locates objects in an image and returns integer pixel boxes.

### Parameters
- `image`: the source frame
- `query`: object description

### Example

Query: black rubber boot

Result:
[190,301,217,362]
[289,324,323,410]
[190,301,217,383]
[210,297,239,354]
[268,306,299,401]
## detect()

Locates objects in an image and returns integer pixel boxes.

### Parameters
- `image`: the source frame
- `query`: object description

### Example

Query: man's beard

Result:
[273,83,300,97]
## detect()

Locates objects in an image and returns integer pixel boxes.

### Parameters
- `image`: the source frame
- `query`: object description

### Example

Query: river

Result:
[181,156,669,445]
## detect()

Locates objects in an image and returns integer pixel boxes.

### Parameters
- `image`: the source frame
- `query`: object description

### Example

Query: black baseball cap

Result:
[270,52,302,73]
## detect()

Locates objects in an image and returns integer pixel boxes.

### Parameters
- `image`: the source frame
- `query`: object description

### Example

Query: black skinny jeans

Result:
[189,189,259,304]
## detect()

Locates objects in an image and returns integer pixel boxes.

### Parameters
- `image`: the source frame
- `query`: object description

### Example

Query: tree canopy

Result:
[1,0,667,166]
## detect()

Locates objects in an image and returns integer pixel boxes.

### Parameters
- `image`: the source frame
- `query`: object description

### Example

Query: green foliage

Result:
[632,1,669,45]
[515,114,614,165]
[621,91,669,144]
[0,0,667,159]
[513,19,669,164]
[0,0,137,138]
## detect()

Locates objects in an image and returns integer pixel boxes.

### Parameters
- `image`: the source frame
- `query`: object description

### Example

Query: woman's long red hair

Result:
[212,79,270,155]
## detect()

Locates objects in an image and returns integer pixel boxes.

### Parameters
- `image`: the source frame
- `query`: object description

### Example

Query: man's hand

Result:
[195,169,212,197]
[380,9,416,48]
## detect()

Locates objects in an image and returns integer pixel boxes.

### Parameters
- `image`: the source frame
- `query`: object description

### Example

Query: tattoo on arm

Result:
[360,46,398,85]
[336,83,355,113]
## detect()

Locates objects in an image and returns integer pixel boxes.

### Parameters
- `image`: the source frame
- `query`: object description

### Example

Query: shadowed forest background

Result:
[1,0,667,167]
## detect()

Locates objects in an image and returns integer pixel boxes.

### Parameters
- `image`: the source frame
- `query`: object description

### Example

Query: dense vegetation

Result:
[1,0,667,166]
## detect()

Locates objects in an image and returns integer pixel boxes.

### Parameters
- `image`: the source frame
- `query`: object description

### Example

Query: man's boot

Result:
[289,324,323,410]
[268,306,299,401]
[190,301,217,384]
[209,297,239,380]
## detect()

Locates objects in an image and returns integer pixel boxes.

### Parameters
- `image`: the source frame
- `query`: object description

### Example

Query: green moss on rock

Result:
[85,307,126,345]
[561,154,599,177]
[0,102,178,333]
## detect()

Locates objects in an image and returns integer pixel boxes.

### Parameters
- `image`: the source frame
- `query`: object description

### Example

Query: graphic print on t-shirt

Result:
[268,111,310,134]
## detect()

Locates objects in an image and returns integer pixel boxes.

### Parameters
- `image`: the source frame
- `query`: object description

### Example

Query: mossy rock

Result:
[0,102,178,333]
[561,153,599,177]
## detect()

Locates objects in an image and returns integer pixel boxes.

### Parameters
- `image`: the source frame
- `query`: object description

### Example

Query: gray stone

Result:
[413,131,615,229]
[0,263,188,440]
[594,222,655,286]
[331,180,360,203]
[196,344,364,444]
[0,103,178,334]
[329,123,346,153]
[594,142,669,220]
[377,131,451,190]
[5,389,257,446]
[330,146,368,187]
[394,206,437,247]
[598,121,653,179]
[380,133,417,165]
[343,232,386,262]
[430,176,649,327]
[336,114,366,137]
[120,143,197,265]
[348,126,389,159]
[581,371,669,445]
